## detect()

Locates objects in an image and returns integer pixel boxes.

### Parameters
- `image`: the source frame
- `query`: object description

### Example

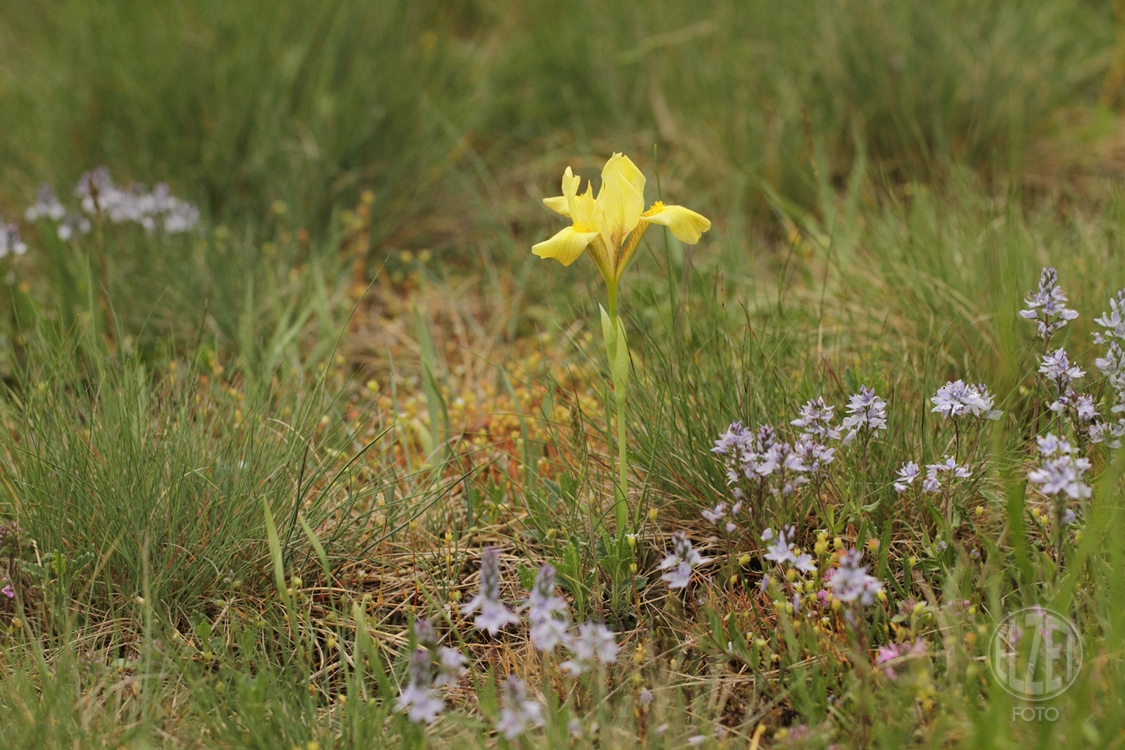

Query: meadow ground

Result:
[3,1,1125,748]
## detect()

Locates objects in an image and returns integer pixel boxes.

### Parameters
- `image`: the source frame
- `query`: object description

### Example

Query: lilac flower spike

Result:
[412,618,468,687]
[24,184,66,222]
[1095,289,1125,343]
[893,461,920,493]
[1040,349,1084,390]
[791,397,842,440]
[561,622,619,675]
[841,386,888,444]
[396,650,445,724]
[660,532,710,590]
[921,457,971,493]
[828,550,884,606]
[435,647,469,687]
[930,381,1001,420]
[74,167,200,234]
[700,502,727,525]
[525,564,570,652]
[461,547,520,634]
[1028,434,1092,500]
[762,526,796,565]
[0,216,27,259]
[1021,267,1078,343]
[496,676,545,739]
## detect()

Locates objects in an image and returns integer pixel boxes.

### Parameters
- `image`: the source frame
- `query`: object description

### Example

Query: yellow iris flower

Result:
[532,153,711,296]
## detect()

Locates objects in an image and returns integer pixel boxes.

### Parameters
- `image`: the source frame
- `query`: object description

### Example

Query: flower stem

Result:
[605,282,629,534]
[615,391,629,533]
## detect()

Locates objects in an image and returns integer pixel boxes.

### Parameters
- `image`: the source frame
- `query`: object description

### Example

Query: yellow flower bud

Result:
[738,554,751,566]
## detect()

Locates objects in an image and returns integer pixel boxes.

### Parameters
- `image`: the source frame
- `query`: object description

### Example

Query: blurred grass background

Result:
[4,1,1125,748]
[2,0,1120,246]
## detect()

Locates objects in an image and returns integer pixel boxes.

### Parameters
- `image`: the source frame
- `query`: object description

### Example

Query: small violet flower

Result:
[495,676,544,739]
[561,622,619,675]
[1020,267,1078,343]
[396,650,445,724]
[660,532,710,590]
[841,386,888,445]
[461,547,520,634]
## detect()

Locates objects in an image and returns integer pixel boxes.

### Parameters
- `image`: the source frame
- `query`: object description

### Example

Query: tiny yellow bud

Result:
[753,638,766,649]
[967,606,977,616]
[908,556,917,565]
[876,589,886,601]
[866,538,880,553]
[975,506,984,516]
[833,537,843,550]
[738,554,751,566]
[630,563,638,574]
[626,534,636,549]
[729,574,739,586]
[785,568,797,581]
[648,508,659,522]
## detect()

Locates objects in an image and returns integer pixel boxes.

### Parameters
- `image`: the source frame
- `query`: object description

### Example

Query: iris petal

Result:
[532,226,600,266]
[542,196,569,216]
[642,203,711,244]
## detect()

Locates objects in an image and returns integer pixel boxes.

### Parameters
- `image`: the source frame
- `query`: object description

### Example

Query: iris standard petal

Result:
[532,225,600,266]
[641,202,711,244]
[601,153,646,199]
[596,170,644,254]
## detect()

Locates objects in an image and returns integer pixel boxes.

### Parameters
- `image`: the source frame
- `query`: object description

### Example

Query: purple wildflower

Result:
[461,547,520,634]
[396,650,444,724]
[495,676,544,739]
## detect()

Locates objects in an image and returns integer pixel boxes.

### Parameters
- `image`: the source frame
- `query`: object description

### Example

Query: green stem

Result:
[605,281,629,534]
[615,391,628,533]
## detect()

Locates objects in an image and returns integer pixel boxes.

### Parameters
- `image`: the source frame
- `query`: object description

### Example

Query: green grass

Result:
[4,1,1125,748]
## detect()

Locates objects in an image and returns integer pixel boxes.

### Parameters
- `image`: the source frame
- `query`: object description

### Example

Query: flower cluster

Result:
[930,380,1001,421]
[1093,290,1125,444]
[1028,435,1091,507]
[827,550,884,609]
[660,532,710,589]
[0,215,27,259]
[1020,266,1078,344]
[701,500,742,533]
[791,397,841,440]
[25,169,200,241]
[560,622,620,676]
[396,650,446,724]
[496,676,545,739]
[459,551,618,683]
[413,618,469,687]
[525,564,570,652]
[841,386,888,445]
[395,618,470,724]
[461,547,520,634]
[762,527,816,573]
